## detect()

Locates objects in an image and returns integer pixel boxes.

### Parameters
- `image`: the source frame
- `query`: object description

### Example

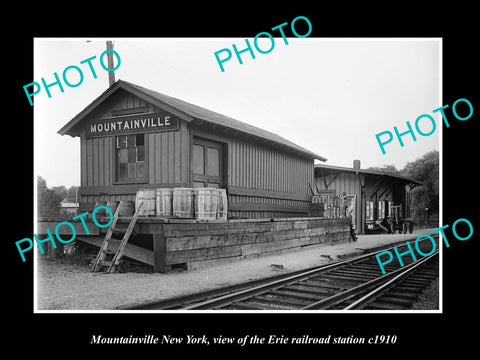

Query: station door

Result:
[192,137,224,188]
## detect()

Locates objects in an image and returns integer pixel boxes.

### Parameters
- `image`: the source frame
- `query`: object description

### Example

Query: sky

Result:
[33,38,441,188]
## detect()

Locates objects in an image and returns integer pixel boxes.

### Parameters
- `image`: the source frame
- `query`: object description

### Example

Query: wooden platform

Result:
[37,217,350,273]
[75,235,154,266]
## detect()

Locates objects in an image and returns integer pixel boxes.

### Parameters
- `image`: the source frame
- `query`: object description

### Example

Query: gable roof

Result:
[58,80,326,161]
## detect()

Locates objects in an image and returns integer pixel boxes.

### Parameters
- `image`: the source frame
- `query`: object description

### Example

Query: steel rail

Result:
[121,234,439,310]
[181,237,439,310]
[301,250,438,310]
[343,250,439,310]
[180,253,374,310]
[119,250,378,310]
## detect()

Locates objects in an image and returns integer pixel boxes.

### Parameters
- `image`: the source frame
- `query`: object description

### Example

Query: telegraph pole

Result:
[106,40,116,86]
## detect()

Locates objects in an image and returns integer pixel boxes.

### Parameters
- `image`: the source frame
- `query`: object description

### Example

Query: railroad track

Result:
[121,236,439,311]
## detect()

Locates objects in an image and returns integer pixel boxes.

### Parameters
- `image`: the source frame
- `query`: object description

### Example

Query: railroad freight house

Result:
[52,80,353,272]
[58,80,326,218]
[314,161,422,235]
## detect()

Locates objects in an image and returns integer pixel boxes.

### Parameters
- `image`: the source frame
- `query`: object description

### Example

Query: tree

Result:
[66,186,79,202]
[401,150,439,225]
[365,164,400,175]
[51,185,68,201]
[368,151,439,226]
[37,176,64,219]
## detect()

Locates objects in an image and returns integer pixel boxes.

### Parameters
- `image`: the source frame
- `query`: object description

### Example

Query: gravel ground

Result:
[410,278,440,310]
[36,249,330,311]
[36,229,439,311]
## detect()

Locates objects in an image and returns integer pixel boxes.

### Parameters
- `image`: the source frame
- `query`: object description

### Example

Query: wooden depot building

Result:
[314,160,422,235]
[51,80,353,272]
[58,80,326,218]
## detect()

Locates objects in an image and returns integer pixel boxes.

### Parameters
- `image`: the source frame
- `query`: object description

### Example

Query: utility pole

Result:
[106,40,116,86]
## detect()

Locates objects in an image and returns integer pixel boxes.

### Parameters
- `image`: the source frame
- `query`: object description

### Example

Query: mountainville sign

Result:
[86,111,179,138]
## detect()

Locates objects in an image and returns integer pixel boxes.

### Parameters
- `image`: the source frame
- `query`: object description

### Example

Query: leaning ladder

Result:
[91,201,143,273]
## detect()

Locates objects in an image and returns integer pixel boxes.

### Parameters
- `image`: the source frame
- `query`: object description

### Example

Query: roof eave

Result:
[58,80,196,137]
[191,118,326,160]
[58,80,328,161]
[314,164,422,185]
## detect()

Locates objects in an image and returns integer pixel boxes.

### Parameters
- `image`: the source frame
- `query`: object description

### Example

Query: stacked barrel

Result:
[134,187,228,220]
[309,196,325,217]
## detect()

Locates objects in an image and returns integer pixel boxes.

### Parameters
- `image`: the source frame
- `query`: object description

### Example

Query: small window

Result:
[118,148,128,163]
[136,133,144,146]
[116,134,146,182]
[117,135,128,148]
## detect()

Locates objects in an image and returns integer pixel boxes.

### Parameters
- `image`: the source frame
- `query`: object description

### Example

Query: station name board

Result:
[86,111,179,138]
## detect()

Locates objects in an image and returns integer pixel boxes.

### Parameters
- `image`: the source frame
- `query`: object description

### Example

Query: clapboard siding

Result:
[148,126,188,185]
[192,126,314,194]
[227,137,313,217]
[192,125,314,217]
[80,91,190,202]
[315,172,362,198]
[78,89,316,218]
[81,127,189,186]
[82,136,112,187]
[314,167,415,234]
[80,92,189,187]
[99,90,155,117]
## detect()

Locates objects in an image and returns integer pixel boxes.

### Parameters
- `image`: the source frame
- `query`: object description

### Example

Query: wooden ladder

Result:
[91,201,143,273]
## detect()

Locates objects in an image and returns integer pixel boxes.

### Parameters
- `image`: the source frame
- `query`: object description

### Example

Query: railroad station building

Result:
[52,80,357,272]
[314,161,422,234]
[51,80,422,272]
[58,80,326,219]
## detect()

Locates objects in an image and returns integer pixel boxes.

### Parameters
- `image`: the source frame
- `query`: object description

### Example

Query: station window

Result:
[116,134,146,182]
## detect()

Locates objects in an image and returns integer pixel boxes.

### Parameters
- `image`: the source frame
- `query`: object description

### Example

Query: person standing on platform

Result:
[347,198,357,241]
